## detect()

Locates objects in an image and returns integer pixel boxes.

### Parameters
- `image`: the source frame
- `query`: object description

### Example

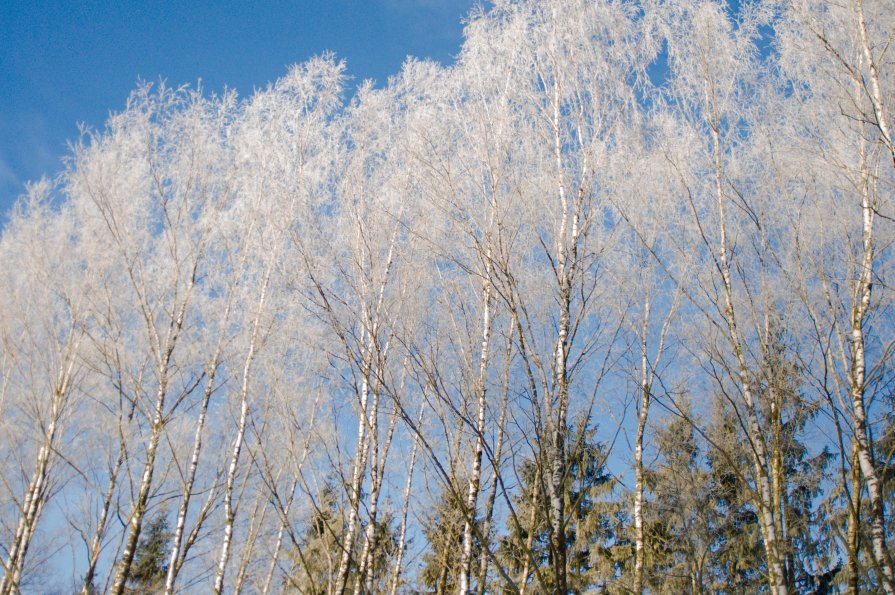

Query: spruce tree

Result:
[125,512,171,595]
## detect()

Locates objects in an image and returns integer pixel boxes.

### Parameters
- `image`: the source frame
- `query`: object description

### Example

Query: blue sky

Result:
[0,0,478,216]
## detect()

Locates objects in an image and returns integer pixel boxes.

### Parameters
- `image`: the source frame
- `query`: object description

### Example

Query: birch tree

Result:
[66,85,232,593]
[472,2,646,588]
[0,185,88,594]
[211,56,344,594]
[776,0,895,589]
[653,1,799,591]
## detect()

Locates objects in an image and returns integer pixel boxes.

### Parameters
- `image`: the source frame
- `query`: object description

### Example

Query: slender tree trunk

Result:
[708,118,788,595]
[82,396,137,595]
[110,368,172,595]
[769,370,792,591]
[849,154,895,593]
[164,293,233,594]
[334,368,372,595]
[163,365,220,592]
[1,428,55,595]
[848,440,862,594]
[633,300,651,595]
[261,393,320,595]
[261,477,299,595]
[213,275,269,595]
[353,384,380,594]
[356,376,400,595]
[174,469,220,583]
[459,277,493,594]
[476,325,513,594]
[854,0,895,167]
[518,487,541,594]
[111,257,196,594]
[390,405,423,595]
[334,225,398,595]
[81,450,122,595]
[1,334,80,595]
[234,486,269,594]
[262,519,287,595]
[546,57,576,591]
[548,281,571,591]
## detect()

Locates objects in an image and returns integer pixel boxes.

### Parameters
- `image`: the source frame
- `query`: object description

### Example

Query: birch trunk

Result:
[110,386,168,595]
[633,300,651,595]
[1,429,55,594]
[212,273,270,594]
[261,394,320,594]
[110,243,198,594]
[848,146,895,593]
[356,377,400,594]
[517,491,541,594]
[353,384,384,595]
[333,369,372,595]
[1,328,81,595]
[261,477,300,595]
[164,302,230,594]
[709,119,788,594]
[82,395,138,595]
[848,441,862,594]
[389,406,423,595]
[458,277,493,594]
[234,485,270,594]
[476,323,514,594]
[546,53,577,590]
[334,225,398,595]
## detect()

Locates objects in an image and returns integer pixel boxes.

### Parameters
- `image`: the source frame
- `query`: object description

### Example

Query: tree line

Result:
[0,0,893,592]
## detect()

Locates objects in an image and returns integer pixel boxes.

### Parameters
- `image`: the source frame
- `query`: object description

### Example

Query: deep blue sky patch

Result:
[0,0,477,214]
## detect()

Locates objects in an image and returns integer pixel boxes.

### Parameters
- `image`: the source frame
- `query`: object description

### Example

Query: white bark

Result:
[334,367,372,595]
[164,297,232,595]
[212,272,270,594]
[81,395,138,595]
[390,404,424,595]
[459,271,493,595]
[333,222,399,595]
[111,282,194,595]
[848,3,895,589]
[633,299,650,595]
[848,144,894,593]
[709,119,788,595]
[476,321,514,594]
[2,348,79,593]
